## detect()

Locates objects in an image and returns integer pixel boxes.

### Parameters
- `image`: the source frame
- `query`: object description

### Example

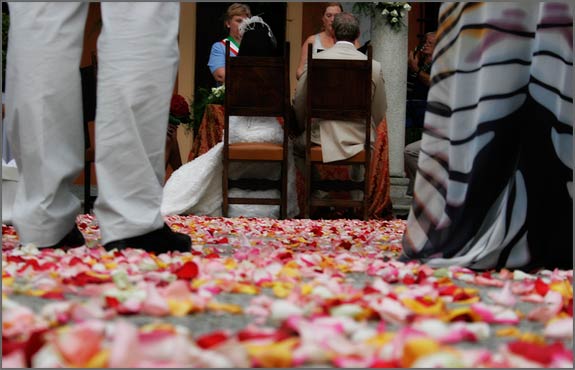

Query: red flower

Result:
[169,94,192,124]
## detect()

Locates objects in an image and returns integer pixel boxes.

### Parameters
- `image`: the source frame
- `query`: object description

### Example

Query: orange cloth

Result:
[367,119,393,219]
[188,104,225,161]
[187,105,392,219]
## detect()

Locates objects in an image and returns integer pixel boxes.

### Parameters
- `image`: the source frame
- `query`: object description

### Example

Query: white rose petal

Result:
[270,300,303,321]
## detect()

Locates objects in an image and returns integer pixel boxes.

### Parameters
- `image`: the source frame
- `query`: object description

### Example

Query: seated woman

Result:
[161,16,299,219]
[207,3,251,85]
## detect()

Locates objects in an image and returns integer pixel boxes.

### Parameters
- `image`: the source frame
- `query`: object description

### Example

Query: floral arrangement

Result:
[353,2,412,32]
[169,94,192,128]
[191,85,225,135]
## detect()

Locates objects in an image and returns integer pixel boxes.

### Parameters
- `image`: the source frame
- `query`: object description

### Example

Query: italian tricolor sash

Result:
[221,36,240,56]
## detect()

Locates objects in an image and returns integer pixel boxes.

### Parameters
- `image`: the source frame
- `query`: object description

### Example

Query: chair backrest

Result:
[306,43,372,122]
[224,41,290,118]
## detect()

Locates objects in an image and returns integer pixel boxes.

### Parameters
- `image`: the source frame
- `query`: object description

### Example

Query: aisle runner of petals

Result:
[2,215,573,367]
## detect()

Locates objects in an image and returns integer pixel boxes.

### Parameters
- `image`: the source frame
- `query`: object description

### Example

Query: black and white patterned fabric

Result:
[401,2,573,270]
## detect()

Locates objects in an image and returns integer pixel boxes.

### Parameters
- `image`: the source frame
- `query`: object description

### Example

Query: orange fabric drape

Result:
[367,118,393,219]
[186,104,392,219]
[188,104,226,161]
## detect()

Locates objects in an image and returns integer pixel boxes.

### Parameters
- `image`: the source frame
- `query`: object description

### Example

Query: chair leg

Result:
[222,159,229,218]
[84,161,91,214]
[281,159,288,219]
[304,159,311,219]
[363,163,370,220]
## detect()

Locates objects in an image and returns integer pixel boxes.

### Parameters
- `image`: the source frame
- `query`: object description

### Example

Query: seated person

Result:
[207,3,251,84]
[296,2,343,80]
[404,32,436,196]
[293,12,387,164]
[162,16,299,219]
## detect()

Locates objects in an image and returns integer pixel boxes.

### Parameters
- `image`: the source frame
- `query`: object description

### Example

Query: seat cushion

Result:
[310,146,365,163]
[229,143,284,161]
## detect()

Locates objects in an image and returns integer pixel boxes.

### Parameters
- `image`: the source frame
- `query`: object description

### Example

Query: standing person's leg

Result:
[5,3,88,247]
[403,140,420,196]
[95,3,190,251]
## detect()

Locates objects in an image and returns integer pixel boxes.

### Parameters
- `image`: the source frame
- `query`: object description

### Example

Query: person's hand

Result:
[408,50,419,72]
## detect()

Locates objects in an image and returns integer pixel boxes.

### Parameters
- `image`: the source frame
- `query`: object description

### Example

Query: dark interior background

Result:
[194,2,287,93]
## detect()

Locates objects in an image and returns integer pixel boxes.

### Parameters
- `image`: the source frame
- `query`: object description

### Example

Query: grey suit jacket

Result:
[293,42,387,162]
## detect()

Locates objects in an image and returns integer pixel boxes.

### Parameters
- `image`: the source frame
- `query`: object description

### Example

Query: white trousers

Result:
[5,3,180,245]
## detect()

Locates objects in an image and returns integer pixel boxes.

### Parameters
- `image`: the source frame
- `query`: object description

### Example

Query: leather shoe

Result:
[104,223,191,254]
[46,225,85,249]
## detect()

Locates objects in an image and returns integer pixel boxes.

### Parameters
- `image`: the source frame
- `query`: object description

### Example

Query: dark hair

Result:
[238,19,279,57]
[332,12,360,42]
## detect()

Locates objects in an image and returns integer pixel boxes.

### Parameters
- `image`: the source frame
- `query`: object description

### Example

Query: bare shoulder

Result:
[304,34,315,45]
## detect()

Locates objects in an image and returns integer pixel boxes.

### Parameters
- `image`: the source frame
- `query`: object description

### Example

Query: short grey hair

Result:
[332,12,360,42]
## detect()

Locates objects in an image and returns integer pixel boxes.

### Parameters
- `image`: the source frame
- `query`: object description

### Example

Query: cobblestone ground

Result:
[2,215,573,367]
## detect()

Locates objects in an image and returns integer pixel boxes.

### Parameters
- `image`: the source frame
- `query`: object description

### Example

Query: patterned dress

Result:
[401,2,573,270]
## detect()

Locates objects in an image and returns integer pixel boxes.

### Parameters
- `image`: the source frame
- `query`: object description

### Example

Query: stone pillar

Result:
[370,15,407,177]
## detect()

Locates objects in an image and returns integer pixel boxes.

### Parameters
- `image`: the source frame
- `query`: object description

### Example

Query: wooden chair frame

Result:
[304,43,373,220]
[222,41,291,218]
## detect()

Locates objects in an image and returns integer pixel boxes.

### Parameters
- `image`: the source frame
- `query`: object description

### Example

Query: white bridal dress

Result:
[161,116,299,218]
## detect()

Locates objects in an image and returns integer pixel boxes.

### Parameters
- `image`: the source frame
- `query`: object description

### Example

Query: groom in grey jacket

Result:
[293,12,388,163]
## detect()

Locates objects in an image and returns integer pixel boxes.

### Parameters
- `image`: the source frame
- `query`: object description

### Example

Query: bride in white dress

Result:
[161,17,299,219]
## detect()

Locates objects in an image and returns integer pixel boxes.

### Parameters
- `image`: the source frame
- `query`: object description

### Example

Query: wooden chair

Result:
[80,57,98,214]
[304,43,373,220]
[222,41,290,218]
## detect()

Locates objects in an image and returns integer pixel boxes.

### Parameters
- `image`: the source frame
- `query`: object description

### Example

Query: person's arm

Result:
[207,42,226,83]
[407,49,420,74]
[293,69,308,132]
[417,69,431,87]
[296,36,314,80]
[212,67,225,84]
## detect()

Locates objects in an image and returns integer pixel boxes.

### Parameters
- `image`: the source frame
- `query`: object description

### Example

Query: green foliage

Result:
[189,85,225,135]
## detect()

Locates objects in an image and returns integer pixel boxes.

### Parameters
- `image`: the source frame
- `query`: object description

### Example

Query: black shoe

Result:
[104,223,191,254]
[46,225,85,249]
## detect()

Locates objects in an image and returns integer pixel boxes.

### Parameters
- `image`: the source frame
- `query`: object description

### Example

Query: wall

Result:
[176,3,196,166]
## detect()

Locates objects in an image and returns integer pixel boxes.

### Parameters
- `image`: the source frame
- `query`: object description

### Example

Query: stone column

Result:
[370,15,407,177]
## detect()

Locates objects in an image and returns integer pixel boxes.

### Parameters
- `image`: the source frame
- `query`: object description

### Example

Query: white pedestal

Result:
[370,16,408,177]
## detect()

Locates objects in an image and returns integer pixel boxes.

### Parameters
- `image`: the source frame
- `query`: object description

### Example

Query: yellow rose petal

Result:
[495,327,521,337]
[233,283,259,295]
[402,298,445,316]
[207,301,243,314]
[85,349,109,368]
[402,337,441,368]
[272,282,293,298]
[167,299,194,316]
[245,338,299,368]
